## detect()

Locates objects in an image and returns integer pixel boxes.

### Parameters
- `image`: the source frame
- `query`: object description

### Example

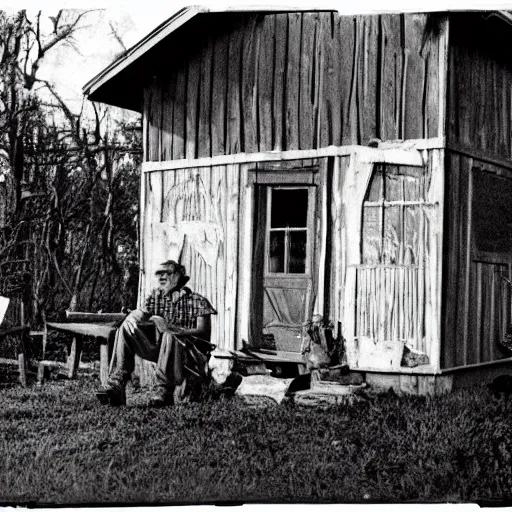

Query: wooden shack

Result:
[84,7,512,393]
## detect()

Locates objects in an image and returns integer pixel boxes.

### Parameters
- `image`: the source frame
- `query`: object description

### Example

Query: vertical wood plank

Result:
[172,59,187,160]
[286,12,302,150]
[299,13,317,150]
[242,15,260,153]
[331,156,347,333]
[454,155,471,367]
[379,14,402,141]
[314,157,329,315]
[258,15,275,151]
[211,27,229,156]
[446,42,458,145]
[186,52,201,160]
[138,172,148,307]
[239,169,253,344]
[430,150,444,371]
[273,14,288,151]
[142,86,149,163]
[198,34,213,158]
[147,80,161,162]
[441,151,459,368]
[437,15,449,141]
[346,16,360,144]
[488,264,497,362]
[217,165,226,348]
[425,16,440,139]
[497,61,508,156]
[404,14,426,140]
[359,16,378,145]
[225,164,240,350]
[319,13,342,147]
[161,75,174,161]
[226,18,244,155]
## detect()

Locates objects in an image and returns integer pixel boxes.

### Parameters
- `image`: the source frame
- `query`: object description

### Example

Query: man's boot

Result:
[148,386,174,407]
[96,383,127,406]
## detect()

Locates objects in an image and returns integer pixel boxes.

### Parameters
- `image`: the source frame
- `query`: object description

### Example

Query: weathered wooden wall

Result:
[140,157,326,351]
[335,150,444,371]
[143,12,444,161]
[140,164,244,350]
[447,13,512,159]
[442,151,512,369]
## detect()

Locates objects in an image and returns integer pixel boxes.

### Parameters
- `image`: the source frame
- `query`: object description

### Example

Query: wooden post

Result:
[100,342,109,387]
[67,335,83,379]
[36,361,46,387]
[239,183,254,344]
[17,329,27,387]
[342,153,375,366]
[18,347,27,387]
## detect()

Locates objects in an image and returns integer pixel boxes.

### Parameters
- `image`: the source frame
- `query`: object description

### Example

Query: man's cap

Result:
[160,260,190,288]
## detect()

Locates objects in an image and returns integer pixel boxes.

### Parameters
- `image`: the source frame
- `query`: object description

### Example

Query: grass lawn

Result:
[1,370,512,506]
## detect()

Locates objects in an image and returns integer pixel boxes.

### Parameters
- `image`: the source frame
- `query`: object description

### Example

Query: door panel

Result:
[252,185,316,353]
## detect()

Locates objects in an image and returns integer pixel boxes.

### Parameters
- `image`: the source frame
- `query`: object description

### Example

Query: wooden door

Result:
[251,186,316,353]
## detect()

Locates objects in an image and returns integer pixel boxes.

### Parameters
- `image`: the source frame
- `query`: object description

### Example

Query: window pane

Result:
[364,166,384,202]
[271,189,308,228]
[289,231,307,273]
[269,231,285,272]
[473,171,512,253]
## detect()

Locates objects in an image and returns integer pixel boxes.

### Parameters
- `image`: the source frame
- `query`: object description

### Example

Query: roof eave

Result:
[83,5,207,101]
[83,4,341,105]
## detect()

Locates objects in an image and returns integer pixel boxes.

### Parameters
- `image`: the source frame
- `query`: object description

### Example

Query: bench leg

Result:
[37,361,46,387]
[67,335,83,379]
[18,351,27,387]
[18,333,27,387]
[100,343,109,386]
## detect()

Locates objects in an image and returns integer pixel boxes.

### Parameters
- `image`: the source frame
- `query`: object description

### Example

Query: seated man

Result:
[97,260,217,407]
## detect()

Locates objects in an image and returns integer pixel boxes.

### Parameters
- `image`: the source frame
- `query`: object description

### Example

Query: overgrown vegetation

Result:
[0,9,141,326]
[0,376,511,505]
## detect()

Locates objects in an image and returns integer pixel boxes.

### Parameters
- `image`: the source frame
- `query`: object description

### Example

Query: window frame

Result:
[264,185,315,277]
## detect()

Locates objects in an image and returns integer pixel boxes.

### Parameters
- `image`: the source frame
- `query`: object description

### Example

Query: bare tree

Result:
[0,10,142,326]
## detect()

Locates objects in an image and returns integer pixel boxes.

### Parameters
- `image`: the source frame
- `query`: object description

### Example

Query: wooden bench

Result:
[39,312,126,387]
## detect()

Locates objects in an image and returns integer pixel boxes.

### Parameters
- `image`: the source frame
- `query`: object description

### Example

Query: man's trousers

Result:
[107,319,208,394]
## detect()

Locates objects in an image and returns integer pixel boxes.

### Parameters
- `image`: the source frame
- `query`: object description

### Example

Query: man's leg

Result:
[152,334,211,405]
[151,332,187,405]
[98,321,159,405]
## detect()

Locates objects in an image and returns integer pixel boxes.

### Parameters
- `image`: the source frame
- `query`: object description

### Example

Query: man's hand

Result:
[149,315,168,333]
[124,309,145,335]
[169,325,185,335]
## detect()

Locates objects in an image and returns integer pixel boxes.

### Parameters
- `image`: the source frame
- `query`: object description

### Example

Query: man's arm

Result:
[172,315,211,338]
[123,298,152,335]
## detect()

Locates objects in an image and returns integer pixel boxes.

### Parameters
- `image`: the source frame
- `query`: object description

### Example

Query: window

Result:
[266,187,309,274]
[472,169,512,254]
[361,164,426,265]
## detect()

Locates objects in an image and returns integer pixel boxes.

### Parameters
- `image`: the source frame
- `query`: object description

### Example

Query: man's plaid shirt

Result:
[143,287,217,330]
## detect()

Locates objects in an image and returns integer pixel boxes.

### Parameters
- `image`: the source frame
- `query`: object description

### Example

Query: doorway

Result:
[250,185,316,353]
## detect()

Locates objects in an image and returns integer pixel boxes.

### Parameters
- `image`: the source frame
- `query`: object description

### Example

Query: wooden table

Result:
[45,322,119,386]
